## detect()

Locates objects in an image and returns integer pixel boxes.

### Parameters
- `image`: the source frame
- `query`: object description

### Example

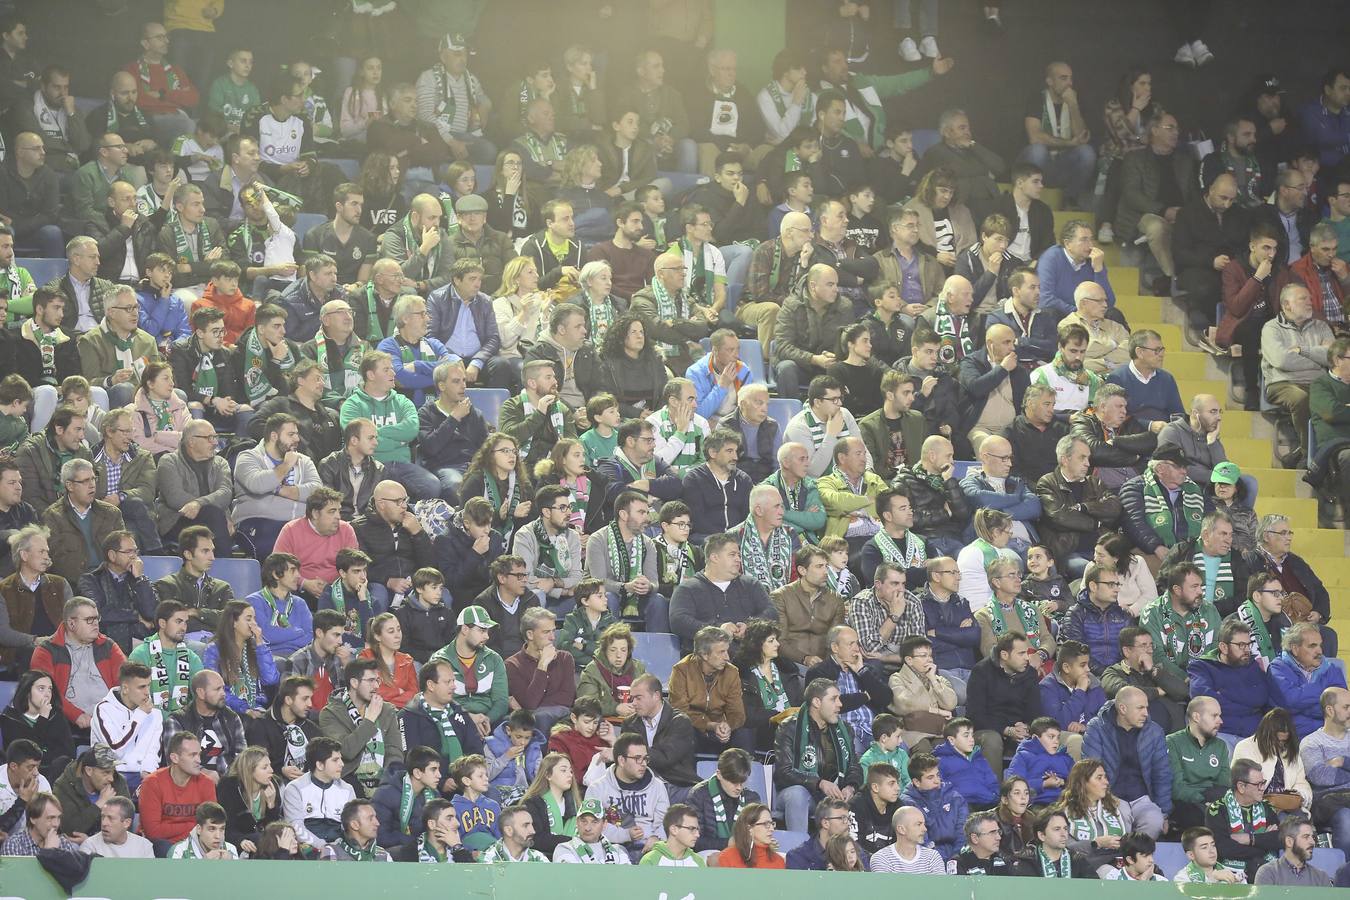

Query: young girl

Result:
[338,56,386,144]
[202,600,279,718]
[59,376,105,434]
[449,754,502,853]
[557,579,618,671]
[1022,544,1071,632]
[535,438,605,538]
[357,612,417,709]
[819,536,858,600]
[545,696,615,778]
[655,501,700,598]
[440,162,477,227]
[579,394,620,466]
[520,752,581,858]
[1208,462,1257,554]
[132,361,190,455]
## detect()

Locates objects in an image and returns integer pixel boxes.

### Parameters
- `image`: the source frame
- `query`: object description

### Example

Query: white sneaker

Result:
[898,37,921,62]
[1191,40,1214,66]
[1097,222,1114,243]
[1174,42,1196,67]
[919,35,940,59]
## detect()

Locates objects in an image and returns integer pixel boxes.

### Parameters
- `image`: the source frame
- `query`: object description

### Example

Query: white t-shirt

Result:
[81,831,156,858]
[257,113,305,165]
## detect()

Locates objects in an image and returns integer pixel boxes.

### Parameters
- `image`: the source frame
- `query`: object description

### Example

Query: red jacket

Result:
[1217,257,1292,348]
[717,843,787,868]
[193,286,256,346]
[357,647,417,709]
[30,624,126,724]
[138,766,217,841]
[122,59,200,114]
[1289,253,1349,323]
[547,726,609,778]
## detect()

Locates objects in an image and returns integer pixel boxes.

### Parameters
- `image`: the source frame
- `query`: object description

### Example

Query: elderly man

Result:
[1173,173,1247,341]
[302,299,365,409]
[688,49,767,174]
[69,131,143,228]
[76,284,159,410]
[1264,282,1335,468]
[1269,622,1346,748]
[89,179,172,287]
[726,483,798,594]
[632,250,717,374]
[1035,435,1122,577]
[919,275,980,371]
[958,324,1025,453]
[78,526,156,655]
[29,594,125,732]
[374,295,451,409]
[771,263,853,399]
[0,525,74,671]
[715,383,777,481]
[121,22,197,146]
[1204,759,1281,881]
[275,254,342,344]
[154,419,233,553]
[669,625,752,756]
[743,212,816,345]
[1035,219,1116,318]
[1117,112,1198,292]
[1007,383,1069,484]
[426,258,514,391]
[344,258,405,344]
[42,459,127,588]
[895,435,970,558]
[44,236,117,336]
[763,441,826,544]
[249,358,341,460]
[1082,685,1171,837]
[444,194,513,295]
[1018,62,1095,210]
[1244,514,1335,642]
[1121,444,1206,566]
[1106,329,1185,429]
[960,435,1040,555]
[818,435,886,561]
[1069,382,1157,489]
[1031,322,1101,416]
[1062,281,1130,376]
[413,33,495,164]
[379,193,452,296]
[1102,626,1188,734]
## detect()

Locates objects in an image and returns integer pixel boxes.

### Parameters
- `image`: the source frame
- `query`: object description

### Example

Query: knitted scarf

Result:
[542,791,577,837]
[105,100,149,134]
[1141,466,1203,545]
[481,470,519,541]
[327,580,374,639]
[1237,600,1276,662]
[753,662,789,712]
[518,391,567,460]
[649,277,693,358]
[343,691,385,790]
[604,521,644,584]
[583,290,615,345]
[145,636,194,713]
[655,536,693,587]
[1209,790,1274,869]
[520,128,568,164]
[679,237,715,306]
[766,79,813,121]
[652,407,702,473]
[419,835,448,862]
[1037,846,1072,878]
[399,775,437,834]
[531,518,571,579]
[706,776,736,841]
[362,283,391,341]
[413,694,463,762]
[258,588,295,629]
[313,329,362,399]
[1050,350,1096,386]
[564,836,622,863]
[1067,800,1124,842]
[792,709,853,782]
[430,64,479,132]
[561,474,590,532]
[871,529,925,569]
[1192,547,1234,607]
[337,835,379,861]
[240,327,292,404]
[400,215,442,277]
[988,594,1047,650]
[932,299,973,366]
[804,408,848,452]
[137,59,182,92]
[171,217,215,264]
[738,518,792,592]
[234,645,259,706]
[191,339,219,399]
[149,396,172,430]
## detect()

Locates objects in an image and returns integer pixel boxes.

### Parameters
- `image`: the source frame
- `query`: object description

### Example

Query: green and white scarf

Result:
[566,836,622,863]
[138,59,182,92]
[1037,846,1072,878]
[871,529,925,569]
[649,277,693,358]
[171,216,215,264]
[430,65,480,133]
[584,290,616,345]
[234,646,259,706]
[604,521,644,584]
[988,594,1047,650]
[655,536,693,587]
[932,299,973,366]
[615,450,655,482]
[766,79,813,121]
[1067,800,1124,842]
[1141,466,1204,545]
[737,518,792,592]
[337,835,379,861]
[419,835,449,862]
[1209,790,1274,869]
[344,692,385,790]
[149,396,172,430]
[519,391,567,459]
[399,775,437,835]
[229,220,268,266]
[706,777,735,841]
[531,518,571,579]
[240,327,292,404]
[804,408,848,452]
[753,662,789,713]
[400,215,442,277]
[361,283,391,341]
[191,341,219,399]
[542,791,576,837]
[679,237,714,306]
[482,470,519,542]
[1193,549,1234,607]
[105,100,149,135]
[652,407,703,473]
[328,580,372,639]
[1237,599,1276,661]
[313,329,362,400]
[145,637,194,714]
[792,709,853,782]
[259,588,294,629]
[520,128,568,165]
[414,694,463,763]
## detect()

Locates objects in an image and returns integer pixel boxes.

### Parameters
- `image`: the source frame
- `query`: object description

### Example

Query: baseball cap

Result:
[454,193,489,214]
[1151,444,1188,467]
[578,798,604,819]
[82,744,119,770]
[1211,461,1241,485]
[1256,74,1285,95]
[439,33,472,53]
[457,605,497,628]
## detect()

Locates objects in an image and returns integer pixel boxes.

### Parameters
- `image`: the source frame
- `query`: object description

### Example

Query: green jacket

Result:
[857,407,927,483]
[1310,371,1350,447]
[760,470,826,543]
[127,636,203,718]
[557,608,620,671]
[823,69,933,150]
[339,387,419,463]
[51,759,132,836]
[429,643,508,723]
[498,392,578,472]
[1138,594,1222,683]
[576,656,647,718]
[70,160,143,225]
[95,446,157,509]
[76,322,161,389]
[1166,727,1232,806]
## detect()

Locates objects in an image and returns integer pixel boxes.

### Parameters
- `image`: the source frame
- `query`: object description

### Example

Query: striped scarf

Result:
[1141,466,1203,545]
[804,408,847,452]
[932,300,973,366]
[649,278,693,358]
[871,529,925,569]
[1192,548,1234,607]
[737,518,792,592]
[652,407,702,473]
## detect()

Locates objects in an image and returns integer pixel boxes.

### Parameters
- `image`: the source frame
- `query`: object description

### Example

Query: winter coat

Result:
[934,740,999,807]
[1061,593,1135,673]
[1269,652,1349,738]
[398,695,483,776]
[41,499,126,590]
[893,465,972,540]
[1038,670,1107,731]
[1187,651,1272,737]
[1033,468,1122,574]
[899,780,968,861]
[1081,700,1173,813]
[1007,735,1074,805]
[153,447,233,533]
[966,654,1043,737]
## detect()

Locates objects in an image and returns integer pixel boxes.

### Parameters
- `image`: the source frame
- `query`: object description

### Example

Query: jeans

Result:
[166,504,231,555]
[31,385,109,433]
[450,133,498,165]
[605,591,670,633]
[1324,806,1350,853]
[1267,381,1311,456]
[1124,796,1165,838]
[433,465,467,503]
[942,668,970,706]
[894,0,939,34]
[773,359,820,399]
[119,496,164,553]
[719,243,754,300]
[778,784,815,832]
[383,460,442,502]
[474,355,522,392]
[658,138,698,175]
[532,705,571,735]
[1016,143,1098,206]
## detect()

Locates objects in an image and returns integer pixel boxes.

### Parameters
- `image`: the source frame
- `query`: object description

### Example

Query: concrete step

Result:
[1224,436,1278,469]
[1243,467,1313,499]
[1307,556,1350,586]
[1108,266,1141,295]
[1254,495,1319,530]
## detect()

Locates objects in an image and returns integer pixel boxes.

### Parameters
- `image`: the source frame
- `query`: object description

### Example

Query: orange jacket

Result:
[358,647,418,709]
[193,285,256,346]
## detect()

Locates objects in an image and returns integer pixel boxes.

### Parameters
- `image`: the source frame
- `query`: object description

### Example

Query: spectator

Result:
[916,109,1005,225]
[78,528,155,655]
[1161,510,1250,617]
[1062,562,1133,675]
[689,333,757,435]
[1031,322,1100,416]
[959,327,1028,454]
[1036,435,1122,577]
[1018,62,1095,210]
[317,658,404,797]
[317,418,384,522]
[1036,219,1116,319]
[1173,173,1247,342]
[340,351,440,501]
[1166,696,1232,831]
[668,530,775,651]
[771,264,853,400]
[1006,384,1068,486]
[202,599,280,717]
[1007,717,1073,807]
[351,479,435,612]
[232,414,321,558]
[894,435,969,558]
[1255,815,1332,886]
[139,731,218,850]
[770,545,845,668]
[1188,618,1272,746]
[993,164,1055,263]
[0,133,62,258]
[1158,393,1233,485]
[967,631,1042,777]
[1206,758,1282,881]
[165,669,247,781]
[1081,686,1171,837]
[1270,623,1346,738]
[1105,330,1185,430]
[774,678,862,833]
[42,458,126,588]
[619,673,698,797]
[1120,445,1207,565]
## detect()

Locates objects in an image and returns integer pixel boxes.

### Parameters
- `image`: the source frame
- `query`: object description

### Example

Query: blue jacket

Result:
[425,285,501,371]
[244,589,313,658]
[1035,244,1116,317]
[1269,652,1348,738]
[484,721,545,797]
[1039,671,1107,731]
[1187,652,1272,738]
[201,640,279,715]
[136,287,191,345]
[786,833,871,870]
[919,589,979,671]
[1007,735,1074,806]
[1105,363,1185,429]
[934,740,999,807]
[277,277,341,343]
[900,780,968,862]
[958,469,1041,536]
[1082,700,1172,813]
[686,352,754,422]
[1061,591,1134,673]
[1299,97,1350,169]
[438,523,506,608]
[376,334,451,407]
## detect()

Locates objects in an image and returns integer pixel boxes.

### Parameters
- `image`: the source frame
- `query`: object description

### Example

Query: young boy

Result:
[485,708,544,806]
[639,804,706,867]
[1175,826,1246,884]
[557,579,618,671]
[849,761,902,855]
[873,127,919,206]
[934,717,999,809]
[818,535,858,600]
[546,696,614,777]
[0,374,32,452]
[138,252,191,350]
[766,170,814,239]
[232,185,298,298]
[59,375,104,433]
[136,150,182,217]
[1106,832,1169,881]
[449,753,502,853]
[172,114,225,185]
[318,548,383,650]
[1006,716,1072,806]
[193,260,256,346]
[636,185,668,245]
[859,713,910,786]
[169,801,239,859]
[395,566,455,664]
[288,59,335,145]
[846,183,884,252]
[207,48,261,133]
[579,393,620,466]
[900,752,968,862]
[654,501,700,598]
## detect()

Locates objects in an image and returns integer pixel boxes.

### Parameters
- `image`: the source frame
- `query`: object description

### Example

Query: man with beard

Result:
[318,658,404,798]
[164,669,245,782]
[1256,816,1332,886]
[1139,563,1220,685]
[481,804,548,862]
[302,184,376,289]
[1162,511,1250,618]
[231,414,320,560]
[584,732,671,862]
[127,599,201,719]
[1188,618,1272,746]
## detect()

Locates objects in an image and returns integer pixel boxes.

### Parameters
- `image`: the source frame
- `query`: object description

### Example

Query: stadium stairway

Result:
[1043,188,1350,666]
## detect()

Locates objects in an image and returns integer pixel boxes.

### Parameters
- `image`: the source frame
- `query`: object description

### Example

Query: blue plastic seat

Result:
[632,631,681,687]
[695,759,718,781]
[767,397,802,434]
[467,388,510,428]
[1312,846,1345,873]
[697,337,766,384]
[294,213,327,245]
[18,257,68,287]
[772,830,810,853]
[1151,841,1186,878]
[911,129,941,159]
[0,679,16,709]
[320,157,360,180]
[141,555,183,582]
[212,557,262,597]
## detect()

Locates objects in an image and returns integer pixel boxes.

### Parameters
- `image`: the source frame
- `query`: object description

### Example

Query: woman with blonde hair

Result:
[902,166,976,272]
[357,612,417,708]
[575,259,625,346]
[217,745,283,853]
[958,508,1022,609]
[494,256,548,360]
[558,146,619,242]
[520,751,583,856]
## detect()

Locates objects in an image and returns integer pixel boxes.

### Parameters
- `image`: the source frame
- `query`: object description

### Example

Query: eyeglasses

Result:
[668,520,691,528]
[933,569,958,576]
[547,504,572,513]
[1227,640,1254,650]
[1094,581,1123,588]
[192,433,219,441]
[1256,588,1289,598]
[112,547,139,556]
[505,571,529,578]
[66,476,96,486]
[820,395,843,404]
[984,453,1012,461]
[624,754,649,763]
[671,822,700,833]
[752,819,774,828]
[109,305,139,314]
[1139,345,1166,354]
[495,446,518,455]
[75,614,101,624]
[377,496,409,506]
[975,829,1002,838]
[1239,778,1269,789]
[101,143,128,151]
[1266,530,1293,538]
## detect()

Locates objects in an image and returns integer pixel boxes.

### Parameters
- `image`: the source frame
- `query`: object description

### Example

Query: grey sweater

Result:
[1299,726,1350,797]
[1156,418,1228,484]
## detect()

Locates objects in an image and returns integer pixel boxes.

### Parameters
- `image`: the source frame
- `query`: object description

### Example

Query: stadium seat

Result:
[1151,842,1186,878]
[697,337,767,384]
[767,398,801,434]
[294,213,327,245]
[141,555,183,582]
[951,461,979,481]
[911,129,941,159]
[321,158,361,180]
[696,758,718,781]
[750,761,772,811]
[467,388,510,428]
[0,679,15,709]
[773,830,810,854]
[1312,847,1345,873]
[632,631,681,686]
[212,557,263,597]
[18,257,68,286]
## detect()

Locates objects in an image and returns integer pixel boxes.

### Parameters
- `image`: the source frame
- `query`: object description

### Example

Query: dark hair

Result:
[312,608,345,634]
[1117,625,1148,652]
[5,737,42,766]
[262,552,300,589]
[212,600,259,688]
[1182,826,1215,853]
[1120,831,1156,864]
[335,547,371,572]
[306,735,342,771]
[734,618,783,670]
[305,486,343,518]
[1253,707,1301,763]
[343,657,379,690]
[196,800,227,826]
[907,752,939,780]
[340,798,372,834]
[119,661,151,683]
[418,658,454,692]
[5,671,54,717]
[872,712,902,739]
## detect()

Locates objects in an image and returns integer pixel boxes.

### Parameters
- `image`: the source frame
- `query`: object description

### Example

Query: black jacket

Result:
[1068,410,1157,470]
[895,356,963,437]
[169,333,239,407]
[437,523,505,609]
[524,338,609,403]
[1250,201,1316,268]
[76,564,156,654]
[686,774,761,852]
[519,230,584,290]
[991,192,1054,262]
[683,180,763,245]
[1009,845,1097,878]
[0,499,39,581]
[1172,198,1249,274]
[244,705,321,778]
[849,791,900,855]
[398,696,483,777]
[1164,537,1251,618]
[11,324,81,390]
[1006,414,1069,484]
[393,595,455,664]
[0,704,75,781]
[621,702,700,787]
[416,397,490,473]
[956,245,1018,302]
[87,204,169,282]
[216,773,284,848]
[892,464,972,540]
[966,654,1043,735]
[249,394,341,460]
[958,349,1030,425]
[315,450,384,521]
[723,411,779,484]
[351,502,436,588]
[741,662,803,750]
[0,158,60,236]
[804,656,891,715]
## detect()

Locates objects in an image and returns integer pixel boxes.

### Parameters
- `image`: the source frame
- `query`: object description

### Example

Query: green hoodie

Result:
[429,643,508,723]
[557,606,619,671]
[639,840,706,866]
[339,387,419,463]
[1165,726,1231,806]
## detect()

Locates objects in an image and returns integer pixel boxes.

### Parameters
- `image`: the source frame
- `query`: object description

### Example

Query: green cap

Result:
[1211,461,1241,485]
[578,798,604,819]
[456,605,497,628]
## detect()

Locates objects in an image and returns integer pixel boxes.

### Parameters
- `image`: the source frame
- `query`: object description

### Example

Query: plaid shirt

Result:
[0,829,79,855]
[96,447,132,496]
[846,588,927,656]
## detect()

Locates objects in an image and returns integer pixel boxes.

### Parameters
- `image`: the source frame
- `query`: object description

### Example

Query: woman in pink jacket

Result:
[132,361,191,455]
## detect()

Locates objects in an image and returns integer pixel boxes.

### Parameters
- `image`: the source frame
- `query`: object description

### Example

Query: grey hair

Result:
[777,441,807,465]
[519,606,556,639]
[183,418,215,441]
[1055,434,1087,461]
[65,235,97,257]
[1255,514,1291,543]
[1310,222,1339,246]
[749,483,780,514]
[61,458,94,483]
[432,358,466,388]
[391,294,426,329]
[1279,281,1310,307]
[937,108,966,132]
[9,524,50,569]
[578,260,612,291]
[693,624,732,657]
[1282,621,1321,652]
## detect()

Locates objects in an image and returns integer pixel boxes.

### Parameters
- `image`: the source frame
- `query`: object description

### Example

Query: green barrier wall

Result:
[0,858,1345,900]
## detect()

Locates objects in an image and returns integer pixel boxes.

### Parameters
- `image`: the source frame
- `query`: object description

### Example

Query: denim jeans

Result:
[778,784,815,833]
[382,460,442,502]
[605,591,670,632]
[1017,143,1098,206]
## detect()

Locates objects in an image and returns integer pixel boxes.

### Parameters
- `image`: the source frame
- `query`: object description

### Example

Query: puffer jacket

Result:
[1038,670,1107,731]
[893,463,971,540]
[1081,699,1173,813]
[899,779,968,862]
[1007,735,1074,805]
[1061,588,1136,673]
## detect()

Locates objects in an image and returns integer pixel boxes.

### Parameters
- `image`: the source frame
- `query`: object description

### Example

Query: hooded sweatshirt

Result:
[484,722,545,803]
[1007,735,1074,805]
[339,386,420,463]
[90,686,164,775]
[900,779,967,862]
[934,740,1000,808]
[583,765,670,846]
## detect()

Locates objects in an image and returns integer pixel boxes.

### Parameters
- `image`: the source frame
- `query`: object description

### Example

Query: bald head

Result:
[984,322,1015,363]
[805,264,839,302]
[780,210,812,244]
[940,275,974,314]
[654,250,685,289]
[1206,173,1238,211]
